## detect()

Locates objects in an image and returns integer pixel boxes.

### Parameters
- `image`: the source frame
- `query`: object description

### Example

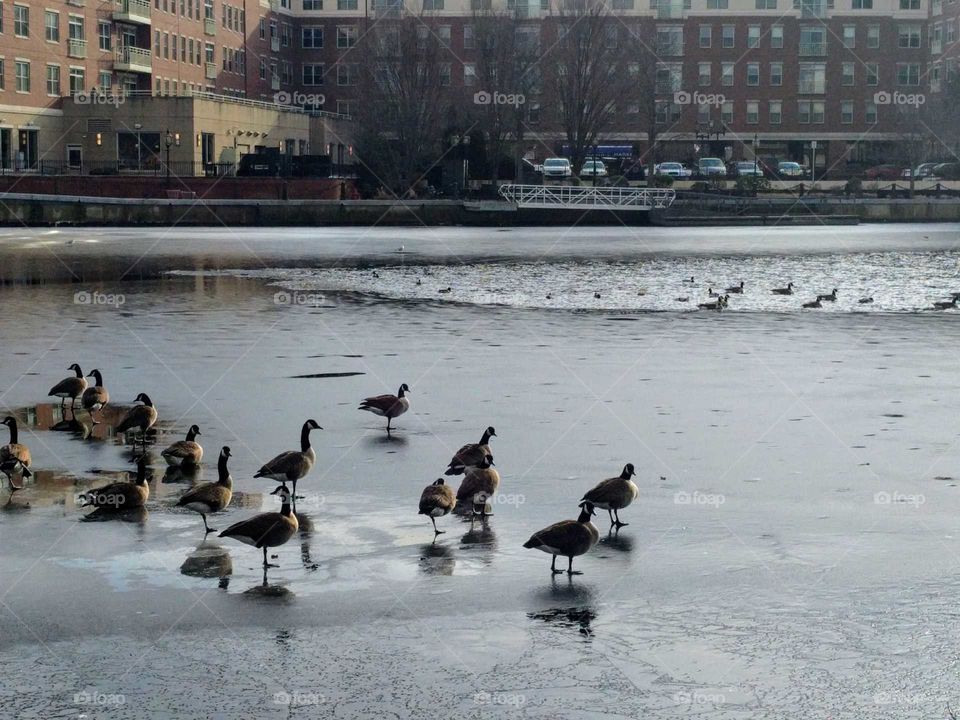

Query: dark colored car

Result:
[932,162,960,180]
[864,164,904,180]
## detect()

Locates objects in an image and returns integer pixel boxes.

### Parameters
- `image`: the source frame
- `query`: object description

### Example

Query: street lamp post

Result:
[164,129,180,183]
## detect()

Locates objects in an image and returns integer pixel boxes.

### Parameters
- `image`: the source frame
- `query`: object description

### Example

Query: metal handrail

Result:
[499,184,676,210]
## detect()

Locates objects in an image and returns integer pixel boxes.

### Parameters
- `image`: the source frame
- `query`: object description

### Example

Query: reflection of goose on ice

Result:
[79,454,150,512]
[81,505,149,524]
[243,567,294,599]
[418,541,455,576]
[599,527,634,553]
[460,516,497,552]
[180,539,233,580]
[162,464,200,484]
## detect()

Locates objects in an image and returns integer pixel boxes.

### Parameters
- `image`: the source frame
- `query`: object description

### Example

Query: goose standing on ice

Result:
[254,419,322,500]
[359,384,410,433]
[220,485,298,568]
[455,455,500,516]
[445,426,497,476]
[523,502,600,575]
[177,446,233,533]
[419,479,456,535]
[580,463,639,528]
[48,364,87,408]
[80,454,150,510]
[161,424,203,467]
[115,393,158,449]
[81,369,109,422]
[0,416,31,483]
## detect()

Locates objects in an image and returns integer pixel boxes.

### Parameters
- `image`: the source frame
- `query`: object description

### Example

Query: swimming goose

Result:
[933,298,957,310]
[115,393,158,448]
[419,478,456,535]
[707,287,719,298]
[802,296,823,309]
[359,384,410,433]
[438,287,452,294]
[820,288,838,301]
[445,426,497,476]
[725,281,745,294]
[772,283,794,295]
[220,485,299,568]
[48,364,87,408]
[455,455,500,516]
[594,292,601,299]
[1,416,31,481]
[858,297,874,304]
[80,455,150,510]
[675,296,689,302]
[523,502,600,575]
[684,276,695,283]
[161,424,203,467]
[81,369,109,421]
[254,419,322,499]
[177,446,233,533]
[581,463,639,528]
[698,295,728,311]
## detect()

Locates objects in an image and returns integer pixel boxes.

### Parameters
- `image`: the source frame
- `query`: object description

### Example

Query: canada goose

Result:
[115,393,158,448]
[0,416,31,481]
[438,287,452,294]
[372,271,380,278]
[80,454,150,510]
[177,446,233,533]
[858,297,874,304]
[220,485,299,568]
[933,298,957,310]
[254,419,322,499]
[445,426,497,476]
[48,363,87,408]
[359,384,410,432]
[455,455,500,516]
[419,478,456,535]
[81,369,109,421]
[1,458,31,489]
[802,296,823,309]
[772,282,794,295]
[684,276,695,283]
[820,288,838,301]
[581,463,639,528]
[675,296,689,302]
[698,295,728,311]
[594,292,601,299]
[725,281,745,294]
[161,424,203,467]
[708,287,719,298]
[523,502,600,575]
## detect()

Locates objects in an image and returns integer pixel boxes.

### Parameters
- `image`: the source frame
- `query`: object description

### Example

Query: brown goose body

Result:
[254,419,321,497]
[48,363,87,406]
[419,478,456,534]
[178,446,233,532]
[523,503,600,574]
[1,417,31,472]
[116,393,158,438]
[359,383,410,431]
[445,426,497,476]
[581,463,639,527]
[81,369,109,413]
[162,425,203,466]
[220,486,299,567]
[80,456,150,510]
[455,456,500,515]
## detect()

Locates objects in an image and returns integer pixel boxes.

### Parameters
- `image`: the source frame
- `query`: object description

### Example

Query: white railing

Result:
[68,38,87,58]
[499,184,676,211]
[116,0,152,21]
[115,46,152,71]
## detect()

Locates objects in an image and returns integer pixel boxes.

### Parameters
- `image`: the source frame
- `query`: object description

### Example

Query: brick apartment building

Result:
[0,0,956,176]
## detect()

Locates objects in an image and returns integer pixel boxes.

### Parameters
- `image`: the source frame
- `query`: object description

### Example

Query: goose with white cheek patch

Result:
[161,424,204,467]
[81,369,109,421]
[523,502,600,575]
[580,463,639,528]
[254,419,321,500]
[359,384,410,433]
[1,416,31,484]
[48,364,87,408]
[177,446,233,533]
[445,426,497,476]
[115,393,158,449]
[219,485,298,568]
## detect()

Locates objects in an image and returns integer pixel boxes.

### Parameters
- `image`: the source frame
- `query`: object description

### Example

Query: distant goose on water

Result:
[48,364,87,408]
[684,276,695,283]
[445,426,496,476]
[858,297,874,304]
[725,281,745,294]
[0,416,31,483]
[115,393,158,448]
[81,369,109,421]
[523,502,600,575]
[698,295,728,310]
[359,384,410,433]
[438,287,452,294]
[580,463,639,528]
[254,419,322,499]
[933,298,957,310]
[707,287,720,298]
[161,424,203,467]
[594,292,601,299]
[772,283,794,295]
[177,446,233,533]
[820,288,838,301]
[220,485,298,568]
[802,296,823,309]
[419,478,456,535]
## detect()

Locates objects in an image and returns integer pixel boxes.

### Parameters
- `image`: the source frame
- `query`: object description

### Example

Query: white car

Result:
[655,162,692,178]
[697,157,726,177]
[542,158,573,178]
[580,160,608,178]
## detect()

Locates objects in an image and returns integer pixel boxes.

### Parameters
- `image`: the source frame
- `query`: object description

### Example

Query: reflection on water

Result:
[599,529,635,554]
[181,541,233,580]
[163,465,201,484]
[295,511,319,570]
[81,506,149,525]
[418,541,456,577]
[243,568,294,600]
[10,402,175,449]
[528,603,598,638]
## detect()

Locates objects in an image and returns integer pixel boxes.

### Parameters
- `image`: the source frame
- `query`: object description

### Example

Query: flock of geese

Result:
[0,367,642,576]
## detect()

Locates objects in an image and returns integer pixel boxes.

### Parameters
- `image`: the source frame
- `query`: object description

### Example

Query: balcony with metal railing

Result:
[271,75,281,90]
[799,41,826,56]
[656,40,684,56]
[655,0,685,19]
[68,39,87,59]
[204,18,216,35]
[114,0,152,24]
[205,62,218,80]
[270,36,280,51]
[115,46,152,73]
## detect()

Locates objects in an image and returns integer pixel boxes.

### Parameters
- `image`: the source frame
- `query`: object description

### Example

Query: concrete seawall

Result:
[1,192,959,226]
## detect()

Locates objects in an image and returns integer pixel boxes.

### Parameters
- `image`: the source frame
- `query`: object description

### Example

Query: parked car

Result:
[697,157,726,178]
[616,158,646,181]
[932,162,960,180]
[902,163,937,180]
[729,161,764,178]
[542,157,573,179]
[655,162,692,178]
[776,161,806,179]
[864,164,904,180]
[580,159,608,178]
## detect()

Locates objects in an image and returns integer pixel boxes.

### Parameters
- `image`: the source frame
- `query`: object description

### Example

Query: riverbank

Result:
[3,192,960,226]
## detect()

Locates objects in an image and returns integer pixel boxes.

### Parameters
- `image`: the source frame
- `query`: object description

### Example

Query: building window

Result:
[798,100,810,123]
[336,99,353,116]
[769,100,782,124]
[755,0,776,6]
[15,60,29,92]
[852,0,872,7]
[866,63,878,85]
[721,62,734,86]
[302,26,323,48]
[99,21,111,51]
[811,101,824,123]
[867,25,879,47]
[336,62,357,85]
[798,63,825,93]
[0,60,5,91]
[842,62,854,85]
[770,62,783,85]
[899,0,920,7]
[720,101,733,124]
[14,4,29,37]
[337,0,358,8]
[303,0,322,8]
[46,64,60,95]
[722,25,734,48]
[842,25,855,47]
[698,62,711,86]
[69,66,84,94]
[336,25,357,48]
[897,62,920,85]
[439,62,451,86]
[438,25,451,47]
[258,18,265,40]
[707,0,728,7]
[44,10,59,42]
[699,24,711,48]
[746,101,759,124]
[841,100,853,124]
[771,24,783,48]
[897,24,921,48]
[747,25,760,48]
[865,102,877,123]
[99,70,111,89]
[259,58,266,80]
[464,25,474,49]
[464,63,476,86]
[746,62,759,85]
[423,0,443,8]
